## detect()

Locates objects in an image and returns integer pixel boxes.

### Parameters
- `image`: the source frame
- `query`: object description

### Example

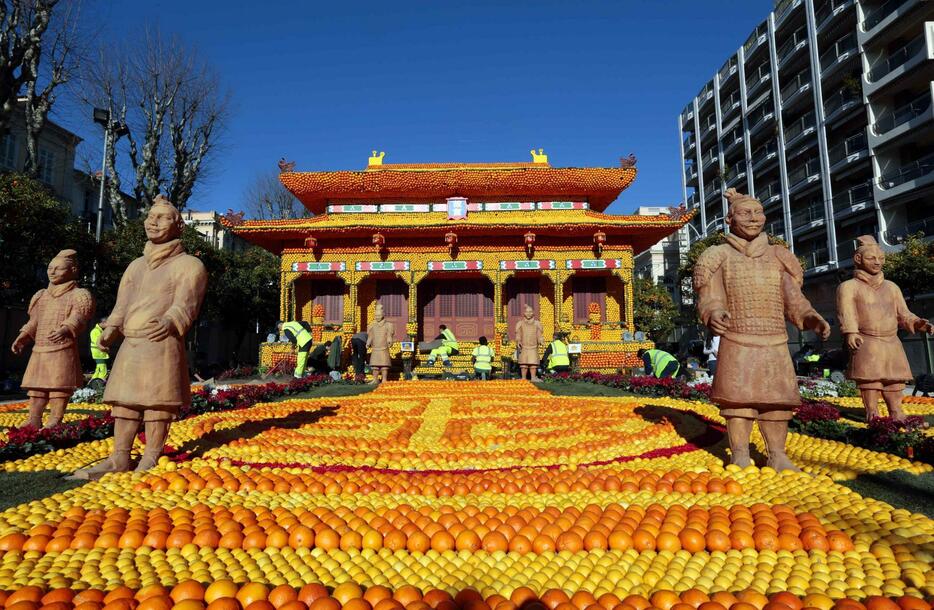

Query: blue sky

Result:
[62,0,773,215]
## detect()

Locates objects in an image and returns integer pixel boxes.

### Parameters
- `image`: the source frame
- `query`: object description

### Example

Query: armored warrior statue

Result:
[693,189,830,471]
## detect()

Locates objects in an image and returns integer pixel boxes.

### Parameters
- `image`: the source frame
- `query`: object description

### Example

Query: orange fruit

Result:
[770,593,802,610]
[205,582,239,605]
[298,586,328,607]
[363,588,393,607]
[173,582,207,603]
[541,591,570,610]
[308,599,340,610]
[206,599,240,610]
[332,584,364,606]
[268,587,299,609]
[650,592,680,610]
[342,601,372,610]
[864,600,899,610]
[137,598,172,610]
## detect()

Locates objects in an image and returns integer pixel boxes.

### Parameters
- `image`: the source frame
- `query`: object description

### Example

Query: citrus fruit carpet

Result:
[0,381,932,610]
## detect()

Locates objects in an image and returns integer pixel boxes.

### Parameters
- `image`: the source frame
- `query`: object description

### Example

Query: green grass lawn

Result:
[535,381,638,397]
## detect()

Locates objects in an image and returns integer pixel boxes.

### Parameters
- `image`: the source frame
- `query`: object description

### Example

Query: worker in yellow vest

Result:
[426,325,458,367]
[89,318,109,382]
[278,320,314,378]
[637,348,680,378]
[543,333,571,374]
[472,336,495,380]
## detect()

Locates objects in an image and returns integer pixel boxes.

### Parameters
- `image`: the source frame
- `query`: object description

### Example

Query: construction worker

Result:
[278,320,314,378]
[472,336,495,380]
[426,324,458,367]
[637,347,680,379]
[89,318,109,383]
[543,332,571,374]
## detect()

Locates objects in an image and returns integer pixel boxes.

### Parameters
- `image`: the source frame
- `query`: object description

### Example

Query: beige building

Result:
[633,206,689,302]
[183,210,247,252]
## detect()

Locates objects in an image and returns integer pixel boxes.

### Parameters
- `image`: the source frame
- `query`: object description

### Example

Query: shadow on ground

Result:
[175,405,340,459]
[0,470,86,510]
[840,470,934,519]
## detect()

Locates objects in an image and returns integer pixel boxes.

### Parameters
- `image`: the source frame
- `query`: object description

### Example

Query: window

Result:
[572,276,606,323]
[0,134,16,169]
[311,280,344,324]
[38,148,55,184]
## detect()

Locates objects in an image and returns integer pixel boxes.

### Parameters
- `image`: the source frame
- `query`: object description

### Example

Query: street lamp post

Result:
[92,108,129,243]
[684,216,725,241]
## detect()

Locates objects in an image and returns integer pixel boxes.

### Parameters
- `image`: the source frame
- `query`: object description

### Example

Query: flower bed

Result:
[0,375,339,463]
[547,372,712,400]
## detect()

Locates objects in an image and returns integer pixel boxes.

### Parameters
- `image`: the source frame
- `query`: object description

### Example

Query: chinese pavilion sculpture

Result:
[694,188,830,472]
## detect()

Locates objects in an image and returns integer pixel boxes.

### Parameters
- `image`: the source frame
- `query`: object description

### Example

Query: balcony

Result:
[802,247,831,271]
[775,0,804,27]
[744,22,770,58]
[720,90,742,120]
[867,32,926,84]
[876,151,934,200]
[871,88,934,147]
[683,133,696,153]
[703,181,721,200]
[832,183,874,215]
[823,88,863,124]
[765,219,786,237]
[756,180,783,206]
[699,81,715,108]
[701,148,719,170]
[780,70,813,109]
[719,57,739,85]
[684,162,698,183]
[701,115,718,139]
[686,192,699,208]
[816,0,854,32]
[777,27,808,67]
[862,0,915,34]
[748,102,776,134]
[788,157,822,192]
[725,161,748,187]
[837,238,859,263]
[820,33,859,77]
[784,111,817,148]
[752,140,780,170]
[681,104,695,125]
[829,132,869,173]
[745,62,772,97]
[791,203,826,230]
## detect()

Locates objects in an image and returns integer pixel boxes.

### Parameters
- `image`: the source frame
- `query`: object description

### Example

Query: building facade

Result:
[678,0,933,323]
[633,205,689,302]
[231,152,690,377]
[183,210,248,252]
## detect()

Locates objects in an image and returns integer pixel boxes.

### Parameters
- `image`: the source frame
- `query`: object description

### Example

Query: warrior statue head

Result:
[853,235,884,275]
[47,249,79,285]
[145,195,184,244]
[523,304,534,320]
[724,188,765,241]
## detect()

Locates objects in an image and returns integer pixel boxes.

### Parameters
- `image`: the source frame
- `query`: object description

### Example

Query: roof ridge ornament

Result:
[368,150,386,167]
[530,148,548,164]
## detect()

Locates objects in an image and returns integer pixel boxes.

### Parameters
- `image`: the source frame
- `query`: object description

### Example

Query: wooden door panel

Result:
[506,277,541,339]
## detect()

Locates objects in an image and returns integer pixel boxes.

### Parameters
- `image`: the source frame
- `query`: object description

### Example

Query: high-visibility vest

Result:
[281,321,313,349]
[90,324,108,360]
[547,340,570,369]
[804,353,820,363]
[473,345,494,371]
[441,328,458,350]
[646,349,679,378]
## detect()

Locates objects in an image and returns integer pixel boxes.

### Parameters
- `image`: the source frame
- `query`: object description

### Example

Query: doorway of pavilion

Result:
[504,275,553,340]
[358,276,409,340]
[294,276,346,324]
[417,276,494,341]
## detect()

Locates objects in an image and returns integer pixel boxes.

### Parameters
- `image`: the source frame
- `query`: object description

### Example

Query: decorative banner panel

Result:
[355,261,411,271]
[428,260,483,271]
[537,201,588,210]
[483,202,535,211]
[565,259,623,270]
[327,204,379,213]
[499,260,556,270]
[446,197,469,220]
[381,204,431,213]
[291,261,347,272]
[432,203,482,212]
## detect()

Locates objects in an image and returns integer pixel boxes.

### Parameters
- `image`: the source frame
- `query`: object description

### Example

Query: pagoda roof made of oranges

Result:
[278,163,637,215]
[229,208,694,255]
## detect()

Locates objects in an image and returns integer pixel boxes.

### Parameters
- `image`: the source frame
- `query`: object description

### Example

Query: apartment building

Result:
[182,210,248,252]
[633,206,689,303]
[678,0,934,323]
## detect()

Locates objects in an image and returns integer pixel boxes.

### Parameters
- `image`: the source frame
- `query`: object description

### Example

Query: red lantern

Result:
[524,232,536,256]
[372,233,385,251]
[444,232,458,251]
[304,235,317,249]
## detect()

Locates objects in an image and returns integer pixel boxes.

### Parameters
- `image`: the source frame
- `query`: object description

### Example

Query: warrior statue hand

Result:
[709,310,731,335]
[915,318,934,334]
[805,313,831,340]
[10,332,31,354]
[48,326,71,344]
[846,333,863,351]
[145,318,174,342]
[98,326,120,350]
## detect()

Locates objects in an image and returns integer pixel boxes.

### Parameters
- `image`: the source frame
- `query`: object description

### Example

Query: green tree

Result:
[212,246,281,345]
[883,233,934,301]
[633,277,678,342]
[0,173,96,306]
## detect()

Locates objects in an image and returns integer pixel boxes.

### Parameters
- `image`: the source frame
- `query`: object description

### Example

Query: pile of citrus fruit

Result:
[0,381,931,610]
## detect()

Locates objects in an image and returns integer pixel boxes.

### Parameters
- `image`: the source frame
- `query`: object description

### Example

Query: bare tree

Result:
[81,30,229,223]
[21,0,81,176]
[1,0,56,134]
[243,170,309,220]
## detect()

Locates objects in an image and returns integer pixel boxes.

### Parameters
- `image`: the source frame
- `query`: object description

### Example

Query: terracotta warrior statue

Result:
[515,304,544,381]
[366,302,394,384]
[11,250,95,429]
[837,235,933,421]
[693,188,830,471]
[73,197,207,478]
